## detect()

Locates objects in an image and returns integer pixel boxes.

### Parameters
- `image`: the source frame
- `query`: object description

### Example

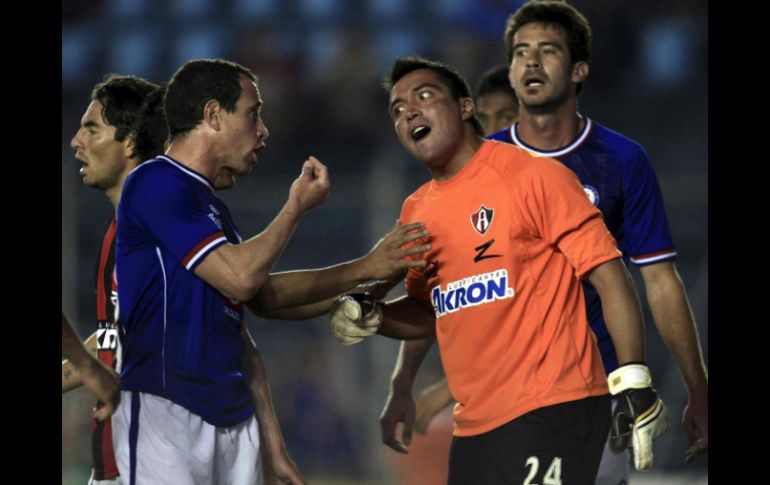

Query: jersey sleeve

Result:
[621,146,677,266]
[120,164,228,271]
[518,157,622,279]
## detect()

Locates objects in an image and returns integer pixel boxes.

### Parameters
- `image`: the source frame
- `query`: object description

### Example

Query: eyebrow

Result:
[389,82,442,111]
[512,40,564,50]
[82,120,99,129]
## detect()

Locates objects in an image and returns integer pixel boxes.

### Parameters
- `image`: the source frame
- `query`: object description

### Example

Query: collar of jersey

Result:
[510,115,592,158]
[156,155,215,192]
[430,140,493,192]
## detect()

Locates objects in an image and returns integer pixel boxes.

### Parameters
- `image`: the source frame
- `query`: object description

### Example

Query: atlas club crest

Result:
[470,205,494,235]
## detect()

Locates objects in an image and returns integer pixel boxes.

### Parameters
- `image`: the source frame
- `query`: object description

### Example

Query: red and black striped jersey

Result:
[91,217,123,480]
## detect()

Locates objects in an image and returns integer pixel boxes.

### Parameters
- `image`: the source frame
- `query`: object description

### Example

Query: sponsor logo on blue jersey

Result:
[431,269,514,318]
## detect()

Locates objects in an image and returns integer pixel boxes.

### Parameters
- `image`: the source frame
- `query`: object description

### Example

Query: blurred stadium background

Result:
[62,0,707,483]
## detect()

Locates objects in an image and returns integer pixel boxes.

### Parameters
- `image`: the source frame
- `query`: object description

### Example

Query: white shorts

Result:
[111,391,262,485]
[595,397,630,485]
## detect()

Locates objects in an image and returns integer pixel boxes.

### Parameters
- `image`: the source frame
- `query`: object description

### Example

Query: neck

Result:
[516,98,582,151]
[166,134,219,183]
[430,131,485,182]
[106,159,139,213]
[105,186,122,213]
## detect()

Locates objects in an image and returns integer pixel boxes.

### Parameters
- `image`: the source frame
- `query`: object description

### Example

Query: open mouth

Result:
[411,126,431,142]
[525,77,544,87]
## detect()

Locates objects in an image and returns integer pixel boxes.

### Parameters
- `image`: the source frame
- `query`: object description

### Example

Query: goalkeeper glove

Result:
[329,293,383,345]
[608,363,670,471]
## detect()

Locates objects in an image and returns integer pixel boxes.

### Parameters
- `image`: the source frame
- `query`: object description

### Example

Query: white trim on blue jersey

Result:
[511,116,593,157]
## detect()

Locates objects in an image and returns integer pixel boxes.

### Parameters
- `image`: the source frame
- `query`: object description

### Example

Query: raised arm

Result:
[639,261,708,462]
[247,221,429,316]
[194,157,330,301]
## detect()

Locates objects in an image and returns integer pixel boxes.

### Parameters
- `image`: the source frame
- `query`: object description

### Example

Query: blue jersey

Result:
[116,155,253,427]
[489,118,676,373]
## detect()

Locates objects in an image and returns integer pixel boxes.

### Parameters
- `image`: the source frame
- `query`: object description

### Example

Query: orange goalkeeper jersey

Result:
[402,140,620,437]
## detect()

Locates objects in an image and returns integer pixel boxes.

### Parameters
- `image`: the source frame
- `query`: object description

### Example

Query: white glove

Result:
[608,363,670,471]
[329,293,383,345]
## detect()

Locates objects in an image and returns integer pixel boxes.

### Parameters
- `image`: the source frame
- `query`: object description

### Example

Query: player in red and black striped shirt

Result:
[63,74,159,484]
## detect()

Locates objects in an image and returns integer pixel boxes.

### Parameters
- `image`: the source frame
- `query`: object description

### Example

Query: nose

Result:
[526,51,541,69]
[406,105,421,121]
[257,119,269,142]
[70,129,83,151]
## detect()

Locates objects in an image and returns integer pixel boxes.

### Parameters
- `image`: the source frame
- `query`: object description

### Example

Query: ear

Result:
[460,97,474,121]
[571,61,589,85]
[203,99,222,131]
[122,135,136,159]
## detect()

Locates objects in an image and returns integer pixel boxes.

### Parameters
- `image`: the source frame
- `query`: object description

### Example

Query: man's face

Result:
[509,22,585,113]
[70,101,130,192]
[217,75,269,185]
[389,68,469,168]
[476,91,519,136]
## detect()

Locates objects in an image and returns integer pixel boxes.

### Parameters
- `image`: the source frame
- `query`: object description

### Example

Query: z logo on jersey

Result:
[474,239,502,262]
[470,205,494,235]
[431,269,514,318]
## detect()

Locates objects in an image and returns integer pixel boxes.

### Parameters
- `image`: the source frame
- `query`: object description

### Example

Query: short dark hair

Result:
[165,58,257,139]
[91,74,158,143]
[504,0,592,94]
[131,84,169,163]
[475,65,518,105]
[383,55,484,137]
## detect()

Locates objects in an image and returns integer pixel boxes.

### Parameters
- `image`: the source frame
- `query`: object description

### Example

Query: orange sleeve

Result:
[518,157,621,278]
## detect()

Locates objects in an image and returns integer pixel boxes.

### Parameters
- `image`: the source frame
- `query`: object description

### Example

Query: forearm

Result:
[241,327,287,454]
[62,313,91,367]
[256,297,336,320]
[62,331,99,392]
[643,264,708,393]
[391,338,436,393]
[247,260,371,315]
[62,360,82,392]
[587,259,645,363]
[379,295,437,341]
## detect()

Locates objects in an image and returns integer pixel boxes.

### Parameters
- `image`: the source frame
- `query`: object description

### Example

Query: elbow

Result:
[230,274,267,302]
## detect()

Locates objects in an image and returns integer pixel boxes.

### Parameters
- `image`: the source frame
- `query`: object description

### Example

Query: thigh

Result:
[595,398,630,485]
[216,415,262,485]
[448,434,496,485]
[496,396,611,485]
[112,391,216,485]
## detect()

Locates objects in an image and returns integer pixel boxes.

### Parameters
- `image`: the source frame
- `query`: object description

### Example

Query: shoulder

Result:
[486,126,513,143]
[401,179,433,214]
[590,121,649,163]
[481,139,544,176]
[123,157,196,198]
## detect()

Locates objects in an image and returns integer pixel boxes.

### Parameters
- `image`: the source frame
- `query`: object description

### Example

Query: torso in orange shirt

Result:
[402,140,620,436]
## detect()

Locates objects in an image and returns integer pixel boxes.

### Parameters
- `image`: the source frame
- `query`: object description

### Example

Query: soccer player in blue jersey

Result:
[113,58,429,485]
[378,2,707,482]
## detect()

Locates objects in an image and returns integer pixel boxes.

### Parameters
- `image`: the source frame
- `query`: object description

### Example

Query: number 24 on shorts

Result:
[523,456,562,485]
